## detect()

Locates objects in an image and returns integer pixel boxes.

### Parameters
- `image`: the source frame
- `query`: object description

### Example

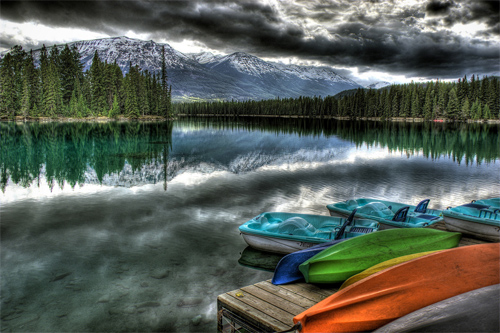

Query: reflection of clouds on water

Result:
[2,125,499,331]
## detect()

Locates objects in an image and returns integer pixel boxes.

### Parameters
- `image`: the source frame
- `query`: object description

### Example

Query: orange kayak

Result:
[293,243,500,333]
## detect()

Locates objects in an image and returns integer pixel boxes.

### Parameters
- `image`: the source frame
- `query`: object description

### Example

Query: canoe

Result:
[239,211,379,254]
[443,198,500,242]
[299,228,461,284]
[272,239,346,285]
[339,250,438,290]
[237,246,284,272]
[293,243,500,333]
[374,284,500,333]
[326,198,442,229]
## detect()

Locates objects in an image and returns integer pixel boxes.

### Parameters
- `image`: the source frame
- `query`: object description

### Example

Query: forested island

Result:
[0,44,498,122]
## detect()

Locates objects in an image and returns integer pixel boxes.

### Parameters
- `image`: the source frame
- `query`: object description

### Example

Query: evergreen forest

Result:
[0,44,172,119]
[175,76,499,121]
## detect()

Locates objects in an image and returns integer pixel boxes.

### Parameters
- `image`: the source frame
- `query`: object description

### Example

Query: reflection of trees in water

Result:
[1,118,498,191]
[181,116,500,165]
[1,122,173,192]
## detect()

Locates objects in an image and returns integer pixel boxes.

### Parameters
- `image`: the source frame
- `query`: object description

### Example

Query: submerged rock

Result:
[50,272,72,282]
[176,298,203,308]
[150,269,170,279]
[191,314,202,326]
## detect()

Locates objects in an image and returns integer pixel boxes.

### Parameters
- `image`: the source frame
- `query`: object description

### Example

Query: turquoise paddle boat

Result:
[239,211,379,254]
[326,198,442,229]
[443,198,500,242]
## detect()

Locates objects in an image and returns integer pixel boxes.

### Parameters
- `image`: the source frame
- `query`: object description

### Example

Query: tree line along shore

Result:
[174,76,499,121]
[1,44,498,122]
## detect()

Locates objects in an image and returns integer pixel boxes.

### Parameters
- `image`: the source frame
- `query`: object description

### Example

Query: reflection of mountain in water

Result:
[1,118,499,191]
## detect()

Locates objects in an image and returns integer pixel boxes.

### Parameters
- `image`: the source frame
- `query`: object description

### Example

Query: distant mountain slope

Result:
[366,81,391,89]
[2,36,362,101]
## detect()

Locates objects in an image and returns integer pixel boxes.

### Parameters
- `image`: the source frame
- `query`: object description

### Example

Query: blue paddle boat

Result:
[443,198,500,242]
[239,210,379,254]
[326,198,442,229]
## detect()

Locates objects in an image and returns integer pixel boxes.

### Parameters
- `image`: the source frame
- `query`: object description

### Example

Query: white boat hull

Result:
[444,215,500,242]
[240,232,321,254]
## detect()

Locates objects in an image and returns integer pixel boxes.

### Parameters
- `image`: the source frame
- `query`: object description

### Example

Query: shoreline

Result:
[1,114,499,124]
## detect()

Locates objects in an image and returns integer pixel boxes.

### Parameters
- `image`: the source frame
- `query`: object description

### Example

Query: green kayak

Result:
[299,228,461,284]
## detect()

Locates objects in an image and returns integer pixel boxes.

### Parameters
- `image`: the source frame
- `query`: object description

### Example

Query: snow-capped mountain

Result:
[3,36,362,101]
[366,81,391,89]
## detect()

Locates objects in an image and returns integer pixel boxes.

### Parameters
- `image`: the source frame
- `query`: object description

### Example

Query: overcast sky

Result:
[1,0,499,85]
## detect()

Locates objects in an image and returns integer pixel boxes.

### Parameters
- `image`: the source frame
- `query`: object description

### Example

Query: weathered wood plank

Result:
[241,284,307,315]
[253,281,318,308]
[278,282,336,302]
[226,289,295,328]
[217,293,288,332]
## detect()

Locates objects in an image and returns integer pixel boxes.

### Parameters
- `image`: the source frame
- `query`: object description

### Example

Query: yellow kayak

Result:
[339,250,438,290]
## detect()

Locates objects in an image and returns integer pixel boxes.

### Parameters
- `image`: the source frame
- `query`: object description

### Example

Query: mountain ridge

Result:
[1,36,362,101]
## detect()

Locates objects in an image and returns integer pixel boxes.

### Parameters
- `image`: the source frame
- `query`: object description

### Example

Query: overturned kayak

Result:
[272,239,346,285]
[339,250,438,290]
[299,228,461,284]
[294,243,500,333]
[327,198,442,229]
[239,211,379,254]
[443,198,500,242]
[374,284,500,333]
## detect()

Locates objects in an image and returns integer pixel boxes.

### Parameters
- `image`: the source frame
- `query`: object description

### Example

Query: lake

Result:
[1,117,499,332]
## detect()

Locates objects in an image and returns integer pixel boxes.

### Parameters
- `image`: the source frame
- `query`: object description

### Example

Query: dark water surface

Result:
[1,118,499,332]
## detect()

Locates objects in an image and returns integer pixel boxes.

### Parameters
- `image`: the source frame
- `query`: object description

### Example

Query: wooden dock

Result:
[217,221,491,332]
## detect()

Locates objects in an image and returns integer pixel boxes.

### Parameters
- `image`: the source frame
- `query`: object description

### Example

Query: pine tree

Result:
[446,88,459,120]
[108,95,120,118]
[460,97,470,120]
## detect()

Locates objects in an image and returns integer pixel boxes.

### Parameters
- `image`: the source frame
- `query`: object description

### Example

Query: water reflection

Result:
[1,118,499,332]
[1,118,499,194]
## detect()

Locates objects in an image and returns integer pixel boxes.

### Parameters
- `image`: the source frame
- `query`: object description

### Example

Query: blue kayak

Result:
[327,198,442,229]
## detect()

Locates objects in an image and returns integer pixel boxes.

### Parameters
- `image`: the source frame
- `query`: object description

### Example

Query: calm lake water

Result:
[1,118,499,332]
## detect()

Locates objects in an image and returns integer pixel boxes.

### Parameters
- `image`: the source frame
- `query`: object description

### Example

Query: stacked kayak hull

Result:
[339,250,438,290]
[299,228,461,284]
[294,243,500,333]
[239,212,379,254]
[327,198,442,229]
[374,284,500,333]
[443,198,500,242]
[272,239,346,285]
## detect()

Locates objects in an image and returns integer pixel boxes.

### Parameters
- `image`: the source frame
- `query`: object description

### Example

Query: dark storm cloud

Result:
[426,0,455,16]
[1,0,498,79]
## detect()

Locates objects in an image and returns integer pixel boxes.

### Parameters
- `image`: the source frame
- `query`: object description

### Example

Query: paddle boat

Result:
[238,210,379,254]
[298,228,461,284]
[292,243,500,333]
[374,284,500,333]
[443,198,500,242]
[326,198,442,229]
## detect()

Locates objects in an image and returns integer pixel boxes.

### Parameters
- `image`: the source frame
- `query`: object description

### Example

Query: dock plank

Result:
[241,285,307,315]
[253,281,318,308]
[226,289,295,328]
[218,292,288,332]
